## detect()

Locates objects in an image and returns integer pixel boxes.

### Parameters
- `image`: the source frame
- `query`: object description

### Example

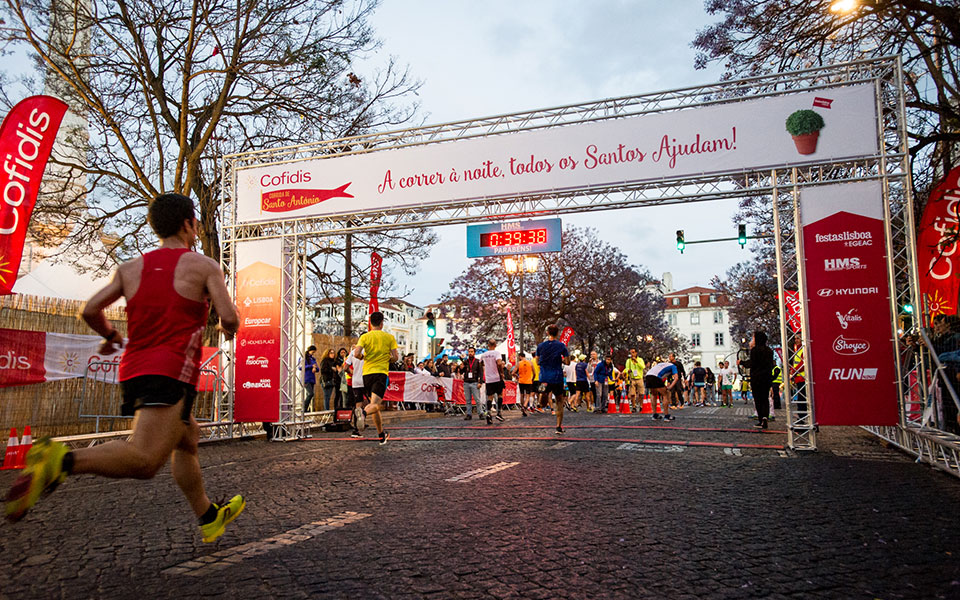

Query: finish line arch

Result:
[218,56,920,453]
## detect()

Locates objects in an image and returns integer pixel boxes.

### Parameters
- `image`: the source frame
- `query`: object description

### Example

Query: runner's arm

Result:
[353,344,364,359]
[82,271,125,354]
[206,261,239,339]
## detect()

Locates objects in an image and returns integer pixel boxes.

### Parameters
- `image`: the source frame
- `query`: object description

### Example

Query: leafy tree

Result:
[693,0,959,191]
[710,257,782,348]
[1,0,427,269]
[443,226,684,363]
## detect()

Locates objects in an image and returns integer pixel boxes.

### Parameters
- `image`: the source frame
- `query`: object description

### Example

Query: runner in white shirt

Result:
[480,340,505,425]
[718,361,737,408]
[645,362,678,421]
[564,358,580,411]
[345,352,365,437]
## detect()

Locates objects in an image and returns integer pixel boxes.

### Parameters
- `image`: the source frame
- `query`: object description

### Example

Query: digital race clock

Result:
[479,229,547,248]
[466,218,562,257]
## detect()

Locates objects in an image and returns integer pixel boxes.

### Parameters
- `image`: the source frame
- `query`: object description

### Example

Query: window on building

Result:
[691,333,701,347]
[690,311,700,325]
[446,322,454,334]
[672,297,680,306]
[709,294,717,304]
[713,311,723,324]
[714,332,724,346]
[668,313,677,326]
[688,294,701,307]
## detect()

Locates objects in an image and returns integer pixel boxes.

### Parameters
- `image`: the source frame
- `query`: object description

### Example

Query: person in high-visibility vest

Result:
[770,364,783,421]
[790,341,807,415]
[624,349,646,413]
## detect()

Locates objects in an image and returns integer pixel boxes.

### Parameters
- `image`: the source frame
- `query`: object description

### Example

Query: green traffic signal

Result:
[738,224,747,248]
[676,230,685,253]
[426,311,436,338]
[902,303,914,314]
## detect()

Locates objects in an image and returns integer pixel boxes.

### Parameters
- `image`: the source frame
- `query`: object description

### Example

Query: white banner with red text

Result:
[0,328,222,391]
[236,85,877,224]
[382,371,518,405]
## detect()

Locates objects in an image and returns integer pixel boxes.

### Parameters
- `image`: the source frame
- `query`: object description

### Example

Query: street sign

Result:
[466,218,562,258]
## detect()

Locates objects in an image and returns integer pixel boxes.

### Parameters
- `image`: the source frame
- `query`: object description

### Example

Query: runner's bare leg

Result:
[365,396,384,434]
[172,416,213,516]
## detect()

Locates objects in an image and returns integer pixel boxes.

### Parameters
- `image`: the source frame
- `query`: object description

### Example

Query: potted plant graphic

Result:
[785,109,825,155]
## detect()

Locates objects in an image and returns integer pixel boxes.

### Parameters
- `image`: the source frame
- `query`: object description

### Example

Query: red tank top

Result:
[118,248,209,386]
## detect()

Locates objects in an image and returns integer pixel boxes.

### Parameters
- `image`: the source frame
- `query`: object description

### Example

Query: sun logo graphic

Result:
[0,253,13,286]
[59,351,82,373]
[925,290,953,325]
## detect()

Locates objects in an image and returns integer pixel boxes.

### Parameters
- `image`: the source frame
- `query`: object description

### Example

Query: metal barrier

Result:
[79,361,222,434]
[863,328,960,478]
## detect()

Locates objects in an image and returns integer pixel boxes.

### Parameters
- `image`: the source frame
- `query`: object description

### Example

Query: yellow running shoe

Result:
[5,438,69,522]
[200,495,246,543]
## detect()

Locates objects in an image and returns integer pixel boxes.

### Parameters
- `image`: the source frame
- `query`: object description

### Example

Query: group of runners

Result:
[1,191,776,548]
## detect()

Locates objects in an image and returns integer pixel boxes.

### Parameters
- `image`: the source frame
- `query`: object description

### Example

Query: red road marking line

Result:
[387,425,785,434]
[302,436,786,450]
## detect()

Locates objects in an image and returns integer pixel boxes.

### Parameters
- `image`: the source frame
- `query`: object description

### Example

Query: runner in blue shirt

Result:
[535,324,569,434]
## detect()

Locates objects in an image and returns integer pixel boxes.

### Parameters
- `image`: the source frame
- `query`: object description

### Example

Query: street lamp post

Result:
[504,255,539,355]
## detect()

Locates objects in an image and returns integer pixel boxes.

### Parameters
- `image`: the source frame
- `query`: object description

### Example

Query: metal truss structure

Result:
[218,56,935,456]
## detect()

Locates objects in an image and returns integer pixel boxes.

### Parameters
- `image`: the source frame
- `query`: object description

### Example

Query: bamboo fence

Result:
[0,294,137,438]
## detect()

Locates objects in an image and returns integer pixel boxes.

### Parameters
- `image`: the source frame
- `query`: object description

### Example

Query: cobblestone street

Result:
[2,405,959,599]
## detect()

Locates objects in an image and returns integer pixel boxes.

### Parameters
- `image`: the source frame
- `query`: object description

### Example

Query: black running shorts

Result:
[566,382,578,394]
[485,380,505,396]
[520,382,535,394]
[349,386,366,407]
[120,375,196,423]
[540,382,566,398]
[364,373,388,399]
[644,375,666,390]
[576,380,590,394]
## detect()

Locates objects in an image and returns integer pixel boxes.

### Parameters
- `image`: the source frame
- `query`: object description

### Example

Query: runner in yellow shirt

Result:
[352,311,399,445]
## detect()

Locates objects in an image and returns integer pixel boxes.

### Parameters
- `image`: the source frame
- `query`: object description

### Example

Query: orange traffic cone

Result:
[641,394,653,414]
[17,425,32,468]
[1,427,19,470]
[607,393,616,413]
[619,396,631,414]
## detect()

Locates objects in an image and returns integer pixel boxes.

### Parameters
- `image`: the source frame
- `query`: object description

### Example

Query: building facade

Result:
[663,282,738,369]
[311,296,425,356]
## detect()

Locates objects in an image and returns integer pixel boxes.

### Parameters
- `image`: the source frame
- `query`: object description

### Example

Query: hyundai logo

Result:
[817,288,834,297]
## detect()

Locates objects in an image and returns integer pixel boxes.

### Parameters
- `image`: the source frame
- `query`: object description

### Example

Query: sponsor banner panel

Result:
[383,371,406,403]
[0,328,46,387]
[236,85,877,223]
[916,165,960,325]
[0,95,69,295]
[783,290,802,333]
[801,182,898,426]
[506,309,516,364]
[559,327,575,346]
[234,239,282,422]
[375,373,517,404]
[0,328,224,389]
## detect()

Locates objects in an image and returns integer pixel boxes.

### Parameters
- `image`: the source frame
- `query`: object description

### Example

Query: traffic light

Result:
[737,224,747,248]
[426,311,436,338]
[902,303,914,314]
[676,230,685,254]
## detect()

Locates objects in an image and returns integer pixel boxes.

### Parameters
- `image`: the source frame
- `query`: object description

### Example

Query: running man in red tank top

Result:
[5,193,244,543]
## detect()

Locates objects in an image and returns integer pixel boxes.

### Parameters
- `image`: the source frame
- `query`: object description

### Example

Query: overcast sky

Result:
[365,1,748,306]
